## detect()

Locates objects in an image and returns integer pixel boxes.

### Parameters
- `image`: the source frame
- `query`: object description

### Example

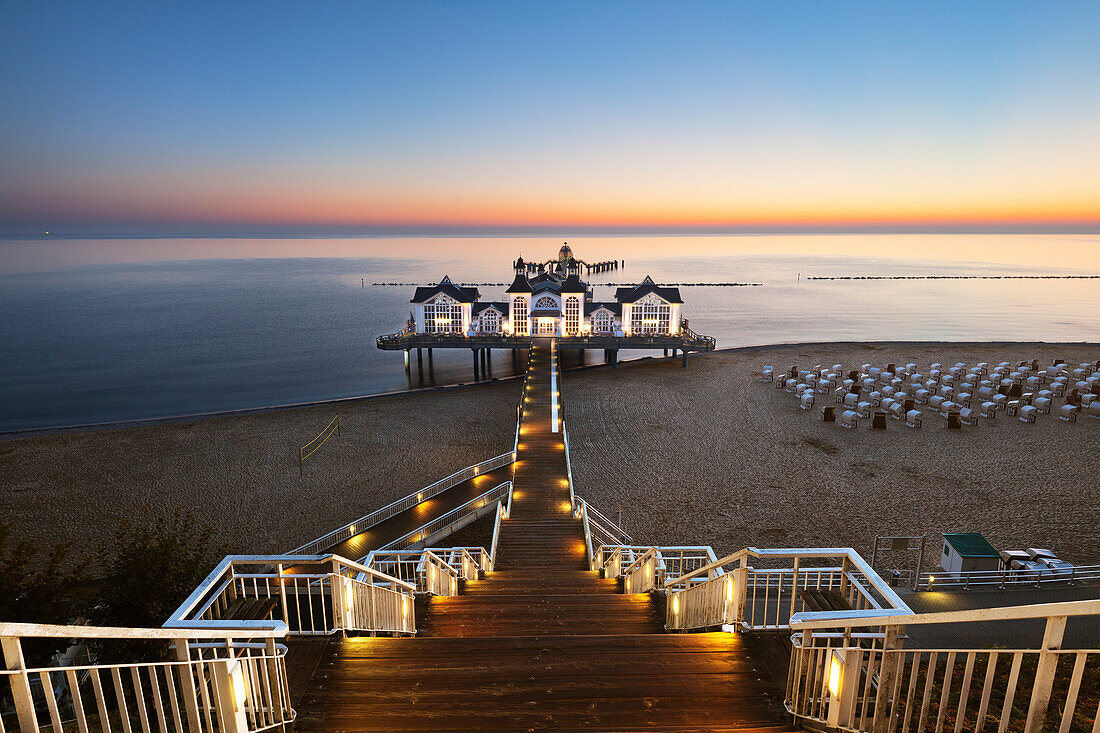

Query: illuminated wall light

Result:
[230,661,247,711]
[726,577,734,604]
[672,594,680,615]
[828,654,842,697]
[417,492,423,501]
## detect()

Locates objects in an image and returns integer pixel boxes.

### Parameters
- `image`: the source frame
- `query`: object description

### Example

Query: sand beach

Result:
[3,341,1097,570]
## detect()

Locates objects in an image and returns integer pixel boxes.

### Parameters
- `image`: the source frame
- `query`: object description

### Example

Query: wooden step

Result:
[295,633,789,731]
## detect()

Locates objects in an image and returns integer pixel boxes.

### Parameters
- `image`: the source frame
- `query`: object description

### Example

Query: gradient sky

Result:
[2,1,1099,235]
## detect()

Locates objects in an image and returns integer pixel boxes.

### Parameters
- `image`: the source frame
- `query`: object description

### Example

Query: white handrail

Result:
[374,481,513,555]
[916,562,1100,590]
[665,547,911,613]
[0,621,287,640]
[790,597,1100,630]
[289,451,515,555]
[1,623,295,733]
[785,599,1100,733]
[167,553,414,628]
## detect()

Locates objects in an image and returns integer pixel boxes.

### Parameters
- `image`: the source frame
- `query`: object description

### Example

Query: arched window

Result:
[533,296,558,310]
[630,296,670,334]
[424,295,462,333]
[511,296,528,335]
[564,296,580,335]
[593,310,612,333]
[479,309,500,333]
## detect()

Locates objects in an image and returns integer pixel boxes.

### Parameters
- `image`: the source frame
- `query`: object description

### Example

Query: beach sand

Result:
[1,382,521,564]
[3,342,1097,571]
[566,342,1100,565]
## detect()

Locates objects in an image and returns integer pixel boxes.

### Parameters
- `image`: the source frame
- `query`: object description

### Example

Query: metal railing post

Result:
[1024,615,1067,733]
[735,558,749,627]
[2,635,39,731]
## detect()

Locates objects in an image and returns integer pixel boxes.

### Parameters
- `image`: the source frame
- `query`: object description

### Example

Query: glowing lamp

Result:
[230,661,247,711]
[672,594,680,615]
[828,653,842,697]
[344,578,354,611]
[726,576,734,604]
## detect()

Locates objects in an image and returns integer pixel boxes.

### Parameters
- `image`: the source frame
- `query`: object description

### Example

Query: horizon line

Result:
[4,222,1100,239]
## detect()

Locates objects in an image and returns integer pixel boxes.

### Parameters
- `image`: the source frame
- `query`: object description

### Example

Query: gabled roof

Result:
[560,274,587,293]
[505,273,533,294]
[472,302,507,316]
[614,275,683,304]
[411,275,480,304]
[531,271,563,284]
[531,277,561,294]
[585,302,621,317]
[943,533,999,558]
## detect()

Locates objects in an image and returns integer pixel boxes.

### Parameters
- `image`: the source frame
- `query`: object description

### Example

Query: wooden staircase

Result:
[294,342,795,731]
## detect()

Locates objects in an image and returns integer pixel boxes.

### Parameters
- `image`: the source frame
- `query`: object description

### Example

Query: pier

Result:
[293,342,789,730]
[379,328,717,375]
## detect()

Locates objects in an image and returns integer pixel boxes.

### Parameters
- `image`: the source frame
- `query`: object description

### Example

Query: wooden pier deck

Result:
[294,342,792,731]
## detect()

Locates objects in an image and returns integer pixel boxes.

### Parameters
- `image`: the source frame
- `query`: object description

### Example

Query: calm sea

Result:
[1,234,1098,433]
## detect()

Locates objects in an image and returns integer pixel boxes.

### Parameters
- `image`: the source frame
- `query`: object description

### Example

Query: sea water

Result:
[1,234,1098,432]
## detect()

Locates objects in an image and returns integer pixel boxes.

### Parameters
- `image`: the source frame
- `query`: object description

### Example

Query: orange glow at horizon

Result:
[18,184,1099,230]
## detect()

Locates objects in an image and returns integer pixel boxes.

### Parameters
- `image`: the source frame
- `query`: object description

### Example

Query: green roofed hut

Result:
[940,532,1001,577]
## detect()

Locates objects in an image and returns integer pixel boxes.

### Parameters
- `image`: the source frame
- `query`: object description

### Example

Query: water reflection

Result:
[0,234,1097,431]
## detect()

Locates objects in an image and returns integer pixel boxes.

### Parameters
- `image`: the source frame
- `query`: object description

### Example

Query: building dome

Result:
[558,243,573,264]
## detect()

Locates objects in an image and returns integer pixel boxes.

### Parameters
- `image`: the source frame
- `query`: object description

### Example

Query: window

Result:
[593,310,613,333]
[511,296,528,335]
[629,296,670,334]
[424,295,461,333]
[564,297,580,335]
[533,295,558,310]
[479,309,500,333]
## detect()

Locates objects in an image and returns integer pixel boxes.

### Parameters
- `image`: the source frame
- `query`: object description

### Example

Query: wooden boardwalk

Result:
[322,465,513,560]
[295,342,793,731]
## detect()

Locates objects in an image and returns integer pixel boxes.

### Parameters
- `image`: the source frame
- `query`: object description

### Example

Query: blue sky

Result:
[2,2,1098,234]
